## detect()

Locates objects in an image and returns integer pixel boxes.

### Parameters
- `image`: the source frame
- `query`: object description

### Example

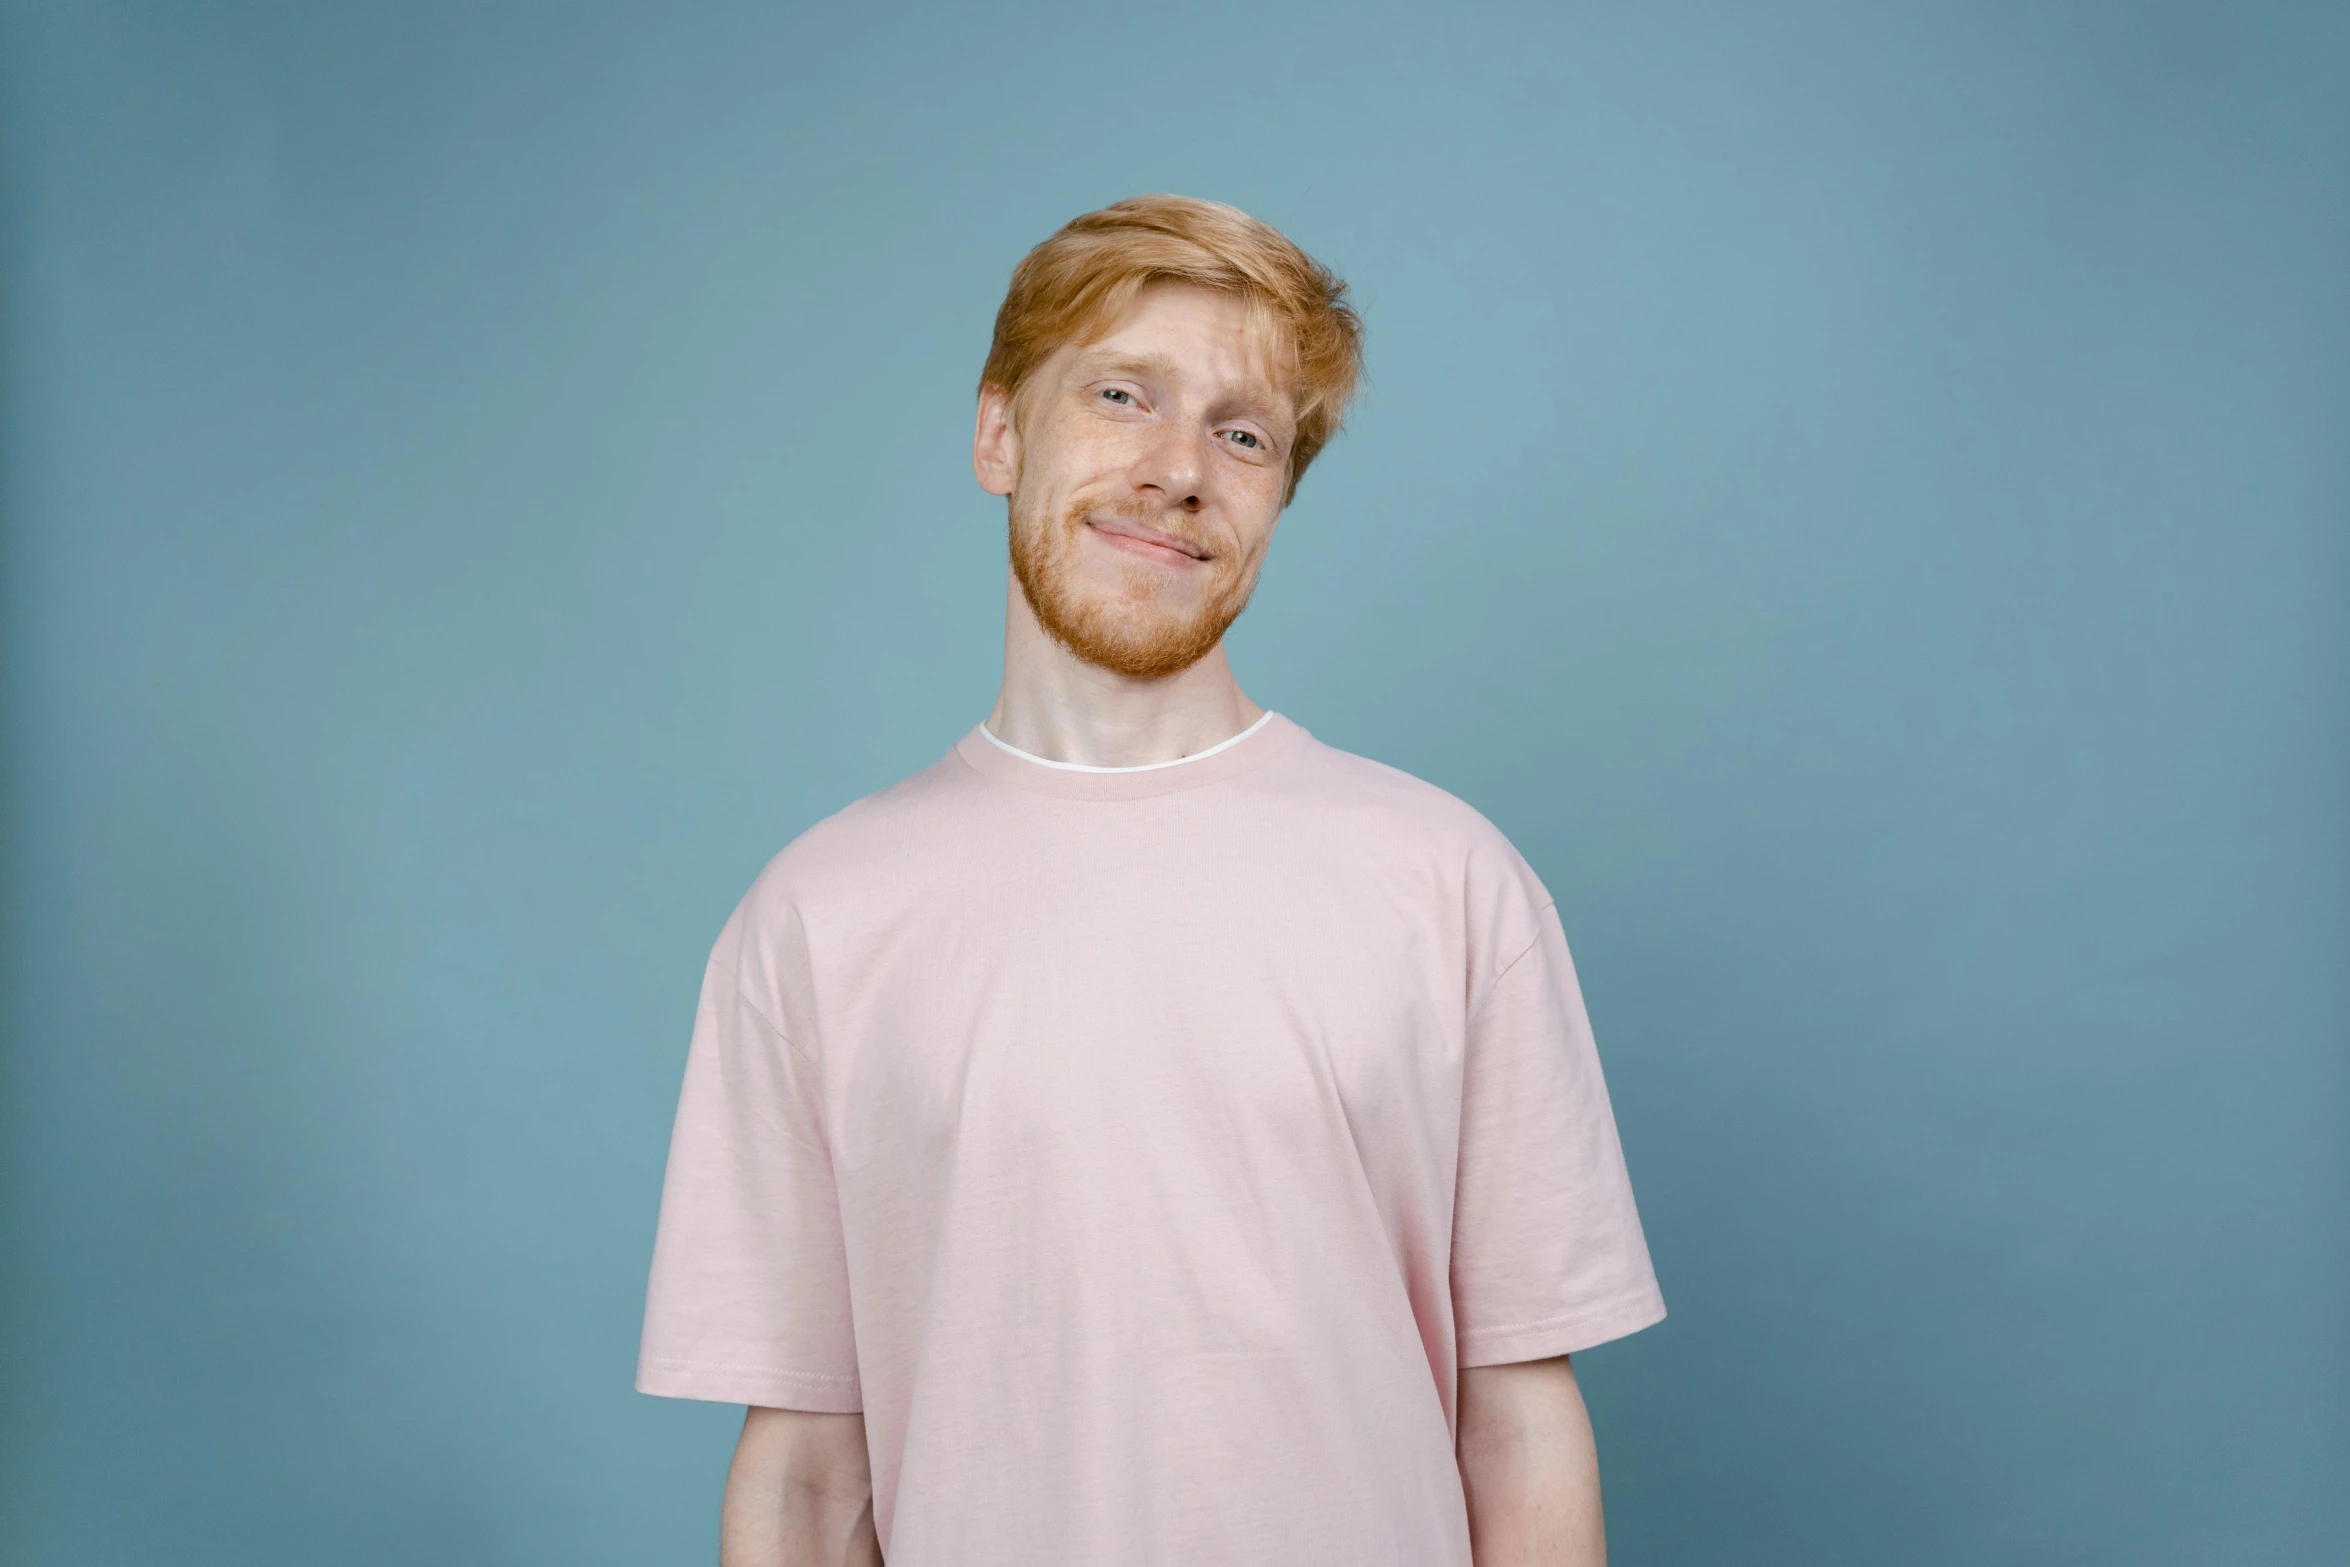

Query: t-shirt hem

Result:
[635,1355,864,1413]
[1456,1287,1668,1367]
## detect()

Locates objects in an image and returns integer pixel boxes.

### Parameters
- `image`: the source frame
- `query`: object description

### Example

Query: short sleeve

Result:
[635,952,862,1411]
[1452,899,1666,1366]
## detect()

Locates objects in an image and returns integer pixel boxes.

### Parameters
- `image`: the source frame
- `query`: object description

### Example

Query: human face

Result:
[973,284,1296,679]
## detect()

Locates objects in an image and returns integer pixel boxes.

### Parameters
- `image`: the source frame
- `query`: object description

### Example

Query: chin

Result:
[1036,588,1242,679]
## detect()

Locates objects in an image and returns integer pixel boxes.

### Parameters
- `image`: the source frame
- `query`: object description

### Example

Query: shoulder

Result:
[1278,729,1539,870]
[1271,728,1557,942]
[710,743,977,962]
[774,748,969,876]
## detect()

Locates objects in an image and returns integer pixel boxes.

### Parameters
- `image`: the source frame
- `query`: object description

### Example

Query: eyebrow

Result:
[1082,351,1178,383]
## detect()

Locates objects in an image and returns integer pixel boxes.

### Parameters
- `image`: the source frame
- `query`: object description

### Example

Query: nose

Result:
[1133,418,1208,513]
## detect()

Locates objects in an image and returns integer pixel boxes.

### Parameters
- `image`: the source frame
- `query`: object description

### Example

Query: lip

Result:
[1084,513,1210,564]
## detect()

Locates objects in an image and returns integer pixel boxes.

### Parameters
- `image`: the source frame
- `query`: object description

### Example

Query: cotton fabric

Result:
[638,712,1664,1565]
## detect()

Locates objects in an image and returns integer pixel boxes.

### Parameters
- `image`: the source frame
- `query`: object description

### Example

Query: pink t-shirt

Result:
[638,711,1665,1564]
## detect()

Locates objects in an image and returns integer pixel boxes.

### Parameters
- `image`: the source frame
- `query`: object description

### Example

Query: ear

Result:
[972,383,1019,497]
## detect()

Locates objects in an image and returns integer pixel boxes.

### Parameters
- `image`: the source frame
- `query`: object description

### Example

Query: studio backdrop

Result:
[2,2,2344,1563]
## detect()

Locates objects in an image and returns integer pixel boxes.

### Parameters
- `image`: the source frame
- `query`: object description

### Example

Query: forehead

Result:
[1068,283,1294,413]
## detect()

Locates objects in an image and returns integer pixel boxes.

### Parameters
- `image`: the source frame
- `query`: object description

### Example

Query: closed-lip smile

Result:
[1085,513,1210,562]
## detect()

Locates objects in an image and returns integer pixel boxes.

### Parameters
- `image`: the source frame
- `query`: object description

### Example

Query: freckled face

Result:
[989,284,1297,679]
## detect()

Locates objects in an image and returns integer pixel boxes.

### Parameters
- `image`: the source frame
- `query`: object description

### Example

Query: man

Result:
[638,195,1665,1566]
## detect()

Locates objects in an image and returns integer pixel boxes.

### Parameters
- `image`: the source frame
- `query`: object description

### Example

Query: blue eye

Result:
[1101,388,1134,405]
[1225,429,1261,449]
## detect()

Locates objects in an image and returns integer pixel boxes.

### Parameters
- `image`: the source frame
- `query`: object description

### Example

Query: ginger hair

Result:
[979,195,1364,505]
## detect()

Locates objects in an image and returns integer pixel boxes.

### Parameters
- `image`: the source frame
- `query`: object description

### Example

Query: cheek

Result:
[1224,475,1287,552]
[1023,431,1119,503]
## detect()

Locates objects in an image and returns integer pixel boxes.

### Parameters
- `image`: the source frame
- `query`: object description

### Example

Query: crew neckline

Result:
[953,710,1304,801]
[976,708,1278,773]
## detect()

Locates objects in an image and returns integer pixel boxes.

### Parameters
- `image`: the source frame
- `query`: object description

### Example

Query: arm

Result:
[720,1406,884,1567]
[1456,1355,1608,1567]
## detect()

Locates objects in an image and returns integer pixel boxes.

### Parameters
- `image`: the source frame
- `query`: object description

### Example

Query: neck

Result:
[985,570,1266,767]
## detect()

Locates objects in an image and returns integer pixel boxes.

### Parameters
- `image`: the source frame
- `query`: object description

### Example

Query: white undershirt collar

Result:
[978,709,1278,773]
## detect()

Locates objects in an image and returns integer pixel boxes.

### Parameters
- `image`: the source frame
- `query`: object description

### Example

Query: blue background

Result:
[4,2,2344,1561]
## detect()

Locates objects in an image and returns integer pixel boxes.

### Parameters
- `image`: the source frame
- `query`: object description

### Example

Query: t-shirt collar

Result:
[952,710,1303,800]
